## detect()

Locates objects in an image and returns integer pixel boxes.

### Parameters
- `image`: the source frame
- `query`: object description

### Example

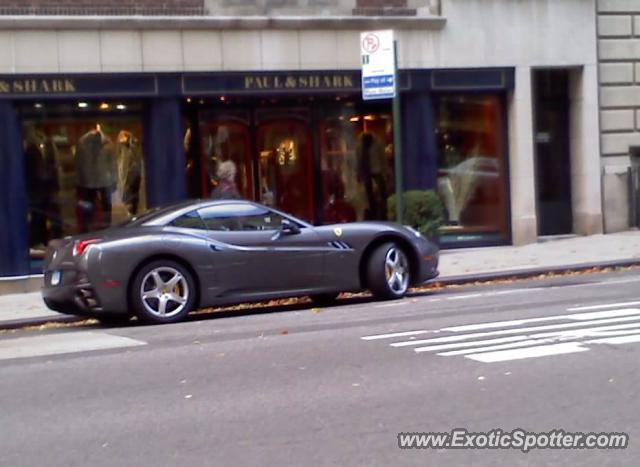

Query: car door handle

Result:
[209,244,223,252]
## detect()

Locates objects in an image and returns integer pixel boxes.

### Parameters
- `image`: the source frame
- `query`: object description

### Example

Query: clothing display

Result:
[356,132,390,220]
[116,130,143,215]
[75,127,117,233]
[24,128,61,247]
[76,128,117,189]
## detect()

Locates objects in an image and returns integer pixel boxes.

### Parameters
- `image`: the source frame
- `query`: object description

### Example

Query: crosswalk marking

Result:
[465,343,589,363]
[0,331,146,361]
[362,302,640,363]
[389,315,640,348]
[441,308,640,332]
[414,336,528,353]
[360,330,432,341]
[567,301,640,312]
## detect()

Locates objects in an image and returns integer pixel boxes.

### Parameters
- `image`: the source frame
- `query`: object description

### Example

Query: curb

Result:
[430,259,640,287]
[2,259,640,331]
[0,314,85,331]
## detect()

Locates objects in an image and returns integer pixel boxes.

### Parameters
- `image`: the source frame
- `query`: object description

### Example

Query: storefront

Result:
[0,68,513,277]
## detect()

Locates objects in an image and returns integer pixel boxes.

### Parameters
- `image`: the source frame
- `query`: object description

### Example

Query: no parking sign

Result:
[360,30,396,100]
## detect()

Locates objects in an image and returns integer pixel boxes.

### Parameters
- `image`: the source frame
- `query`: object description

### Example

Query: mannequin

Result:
[116,130,143,215]
[24,125,61,248]
[75,124,116,232]
[357,131,390,220]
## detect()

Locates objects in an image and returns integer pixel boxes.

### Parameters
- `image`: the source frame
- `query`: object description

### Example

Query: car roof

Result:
[138,199,312,227]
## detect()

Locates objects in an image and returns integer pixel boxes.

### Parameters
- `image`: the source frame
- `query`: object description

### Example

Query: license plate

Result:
[51,271,61,286]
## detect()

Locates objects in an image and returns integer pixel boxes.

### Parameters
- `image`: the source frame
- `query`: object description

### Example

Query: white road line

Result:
[567,301,640,312]
[601,277,640,285]
[361,330,430,340]
[0,332,146,361]
[436,327,640,357]
[414,336,529,353]
[390,315,640,347]
[375,301,408,308]
[532,322,640,339]
[465,343,589,363]
[413,323,640,356]
[587,334,640,345]
[442,308,640,333]
[438,338,557,356]
[446,293,484,300]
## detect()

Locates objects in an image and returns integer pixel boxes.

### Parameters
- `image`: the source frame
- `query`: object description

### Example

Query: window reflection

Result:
[320,109,394,223]
[20,101,146,261]
[435,95,508,240]
[257,111,314,223]
[197,111,253,200]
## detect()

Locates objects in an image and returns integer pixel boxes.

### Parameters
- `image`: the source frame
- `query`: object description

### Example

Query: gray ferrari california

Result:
[42,200,439,325]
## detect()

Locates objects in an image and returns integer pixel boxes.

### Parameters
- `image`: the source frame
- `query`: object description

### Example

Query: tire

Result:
[366,242,411,300]
[96,314,132,327]
[310,293,339,307]
[130,260,197,325]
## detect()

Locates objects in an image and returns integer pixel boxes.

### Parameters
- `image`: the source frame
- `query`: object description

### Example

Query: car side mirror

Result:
[281,220,301,235]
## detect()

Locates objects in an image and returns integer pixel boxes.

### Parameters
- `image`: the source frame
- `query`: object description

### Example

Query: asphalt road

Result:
[2,269,640,466]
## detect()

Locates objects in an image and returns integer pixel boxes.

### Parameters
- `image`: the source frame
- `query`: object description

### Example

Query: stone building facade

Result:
[598,0,640,232]
[0,0,603,288]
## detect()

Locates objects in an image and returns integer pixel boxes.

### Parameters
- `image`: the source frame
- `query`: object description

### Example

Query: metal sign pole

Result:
[392,39,403,224]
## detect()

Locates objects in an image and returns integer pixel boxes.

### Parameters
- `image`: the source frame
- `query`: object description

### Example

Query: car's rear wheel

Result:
[131,260,196,324]
[366,242,410,300]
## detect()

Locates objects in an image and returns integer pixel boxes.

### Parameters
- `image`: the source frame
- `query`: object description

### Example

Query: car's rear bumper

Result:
[41,269,127,317]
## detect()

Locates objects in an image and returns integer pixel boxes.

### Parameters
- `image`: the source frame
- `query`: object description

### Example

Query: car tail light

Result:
[73,239,102,257]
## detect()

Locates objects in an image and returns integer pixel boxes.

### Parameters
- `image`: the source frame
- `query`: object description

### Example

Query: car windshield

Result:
[118,201,196,227]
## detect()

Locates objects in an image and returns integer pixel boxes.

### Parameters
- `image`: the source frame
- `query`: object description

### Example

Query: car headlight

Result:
[404,225,422,238]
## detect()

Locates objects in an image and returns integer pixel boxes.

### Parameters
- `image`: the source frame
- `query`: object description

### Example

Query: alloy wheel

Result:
[139,266,190,318]
[384,247,409,295]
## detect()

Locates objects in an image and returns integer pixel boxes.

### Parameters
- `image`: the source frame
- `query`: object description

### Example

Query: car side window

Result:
[171,210,207,230]
[198,204,293,232]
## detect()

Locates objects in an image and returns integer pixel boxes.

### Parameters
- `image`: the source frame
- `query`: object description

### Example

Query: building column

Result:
[508,66,537,245]
[144,98,188,207]
[0,101,30,277]
[570,65,603,235]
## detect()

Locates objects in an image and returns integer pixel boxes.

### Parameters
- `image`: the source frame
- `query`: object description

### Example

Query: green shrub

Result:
[387,190,444,238]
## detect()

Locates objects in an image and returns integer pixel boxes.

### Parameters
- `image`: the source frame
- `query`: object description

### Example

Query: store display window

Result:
[193,110,254,200]
[255,109,314,223]
[19,100,146,263]
[435,94,509,243]
[319,104,394,223]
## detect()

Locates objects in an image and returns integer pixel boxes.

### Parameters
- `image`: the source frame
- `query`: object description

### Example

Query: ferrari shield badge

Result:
[333,228,343,237]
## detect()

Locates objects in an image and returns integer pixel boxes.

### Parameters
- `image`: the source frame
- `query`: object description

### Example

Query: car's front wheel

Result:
[366,242,410,300]
[131,260,196,324]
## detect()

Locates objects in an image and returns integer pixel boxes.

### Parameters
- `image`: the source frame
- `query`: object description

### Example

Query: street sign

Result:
[360,30,396,100]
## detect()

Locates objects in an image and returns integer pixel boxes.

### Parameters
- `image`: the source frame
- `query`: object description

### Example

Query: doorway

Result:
[533,69,573,236]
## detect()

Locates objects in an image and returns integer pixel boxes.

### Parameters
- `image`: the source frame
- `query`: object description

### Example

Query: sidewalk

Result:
[1,231,639,328]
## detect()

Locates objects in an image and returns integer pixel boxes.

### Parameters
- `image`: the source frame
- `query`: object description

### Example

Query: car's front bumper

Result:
[413,239,440,284]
